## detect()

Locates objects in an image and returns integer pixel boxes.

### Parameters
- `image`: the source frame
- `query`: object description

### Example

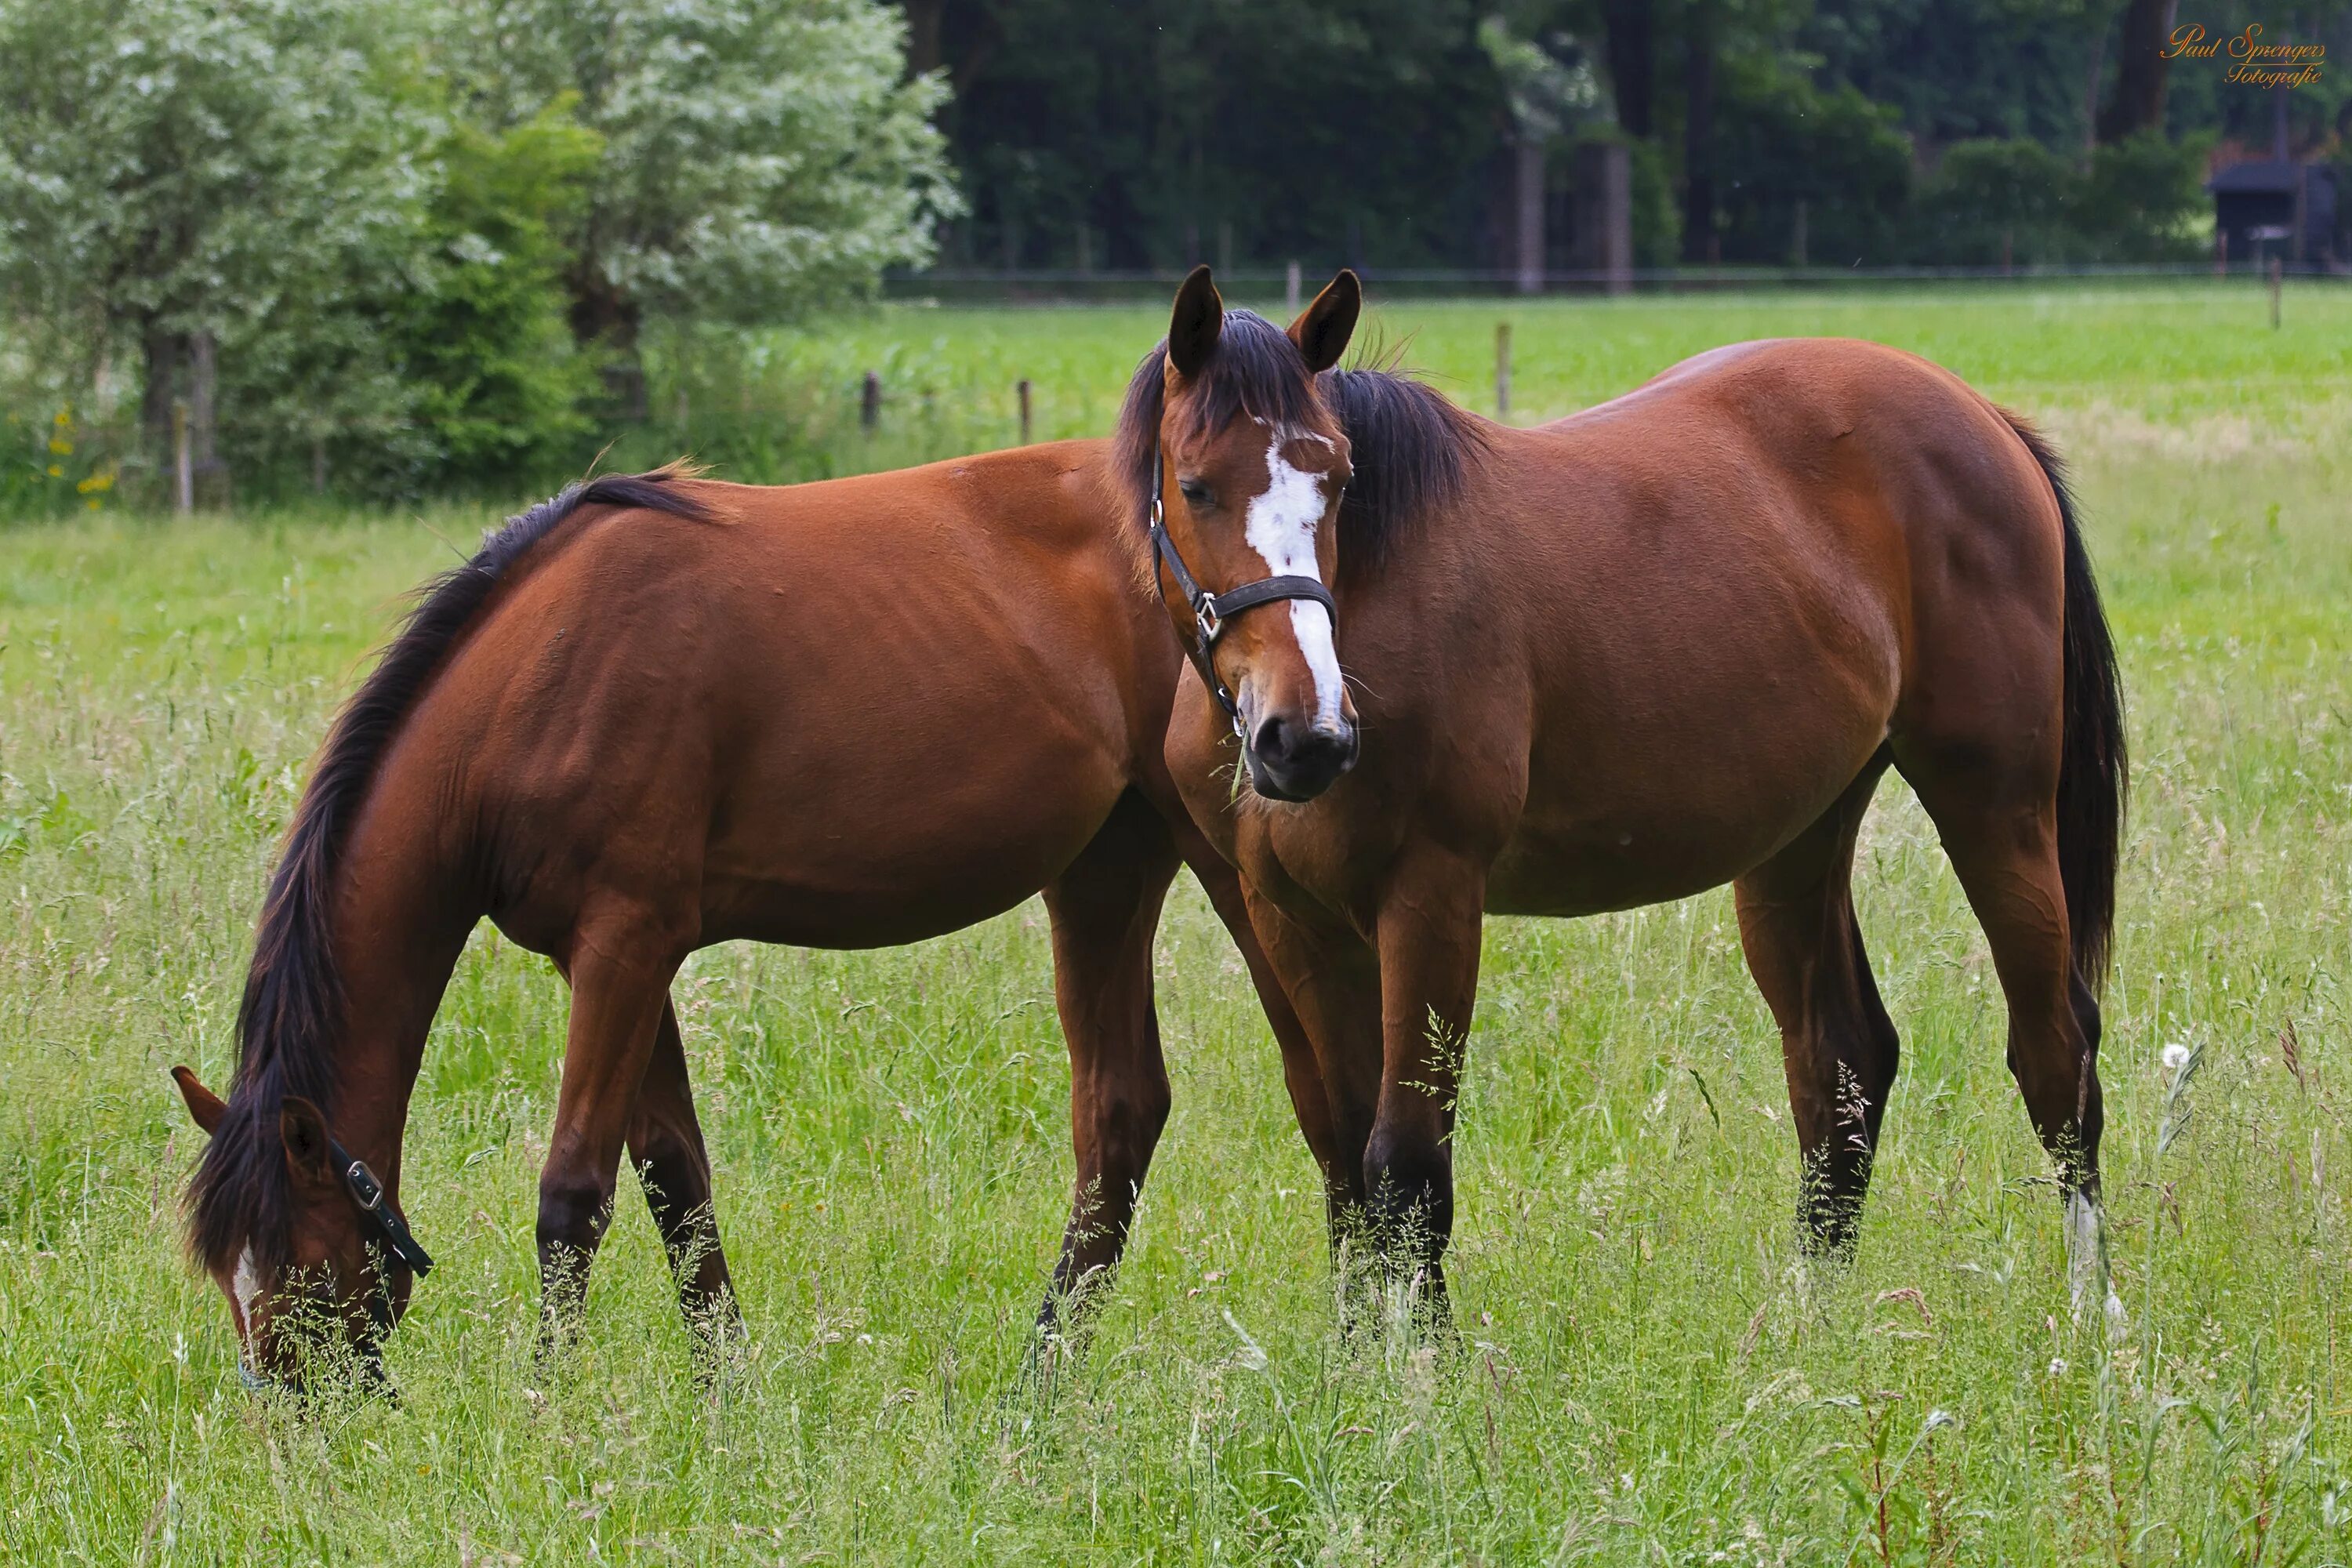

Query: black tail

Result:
[2006,415,2126,993]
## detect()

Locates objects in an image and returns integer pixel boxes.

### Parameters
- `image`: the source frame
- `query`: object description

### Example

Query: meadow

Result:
[2,281,2349,1563]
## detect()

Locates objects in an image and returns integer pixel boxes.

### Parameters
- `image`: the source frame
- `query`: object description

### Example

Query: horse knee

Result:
[1363,1129,1453,1250]
[1085,1076,1171,1180]
[630,1123,711,1206]
[537,1174,613,1255]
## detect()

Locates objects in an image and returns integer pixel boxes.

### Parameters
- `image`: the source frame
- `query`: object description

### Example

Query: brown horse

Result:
[169,457,1334,1388]
[1126,268,2126,1324]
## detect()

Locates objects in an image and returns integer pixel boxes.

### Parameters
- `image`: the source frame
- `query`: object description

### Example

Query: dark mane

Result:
[1111,308,1483,575]
[187,467,713,1273]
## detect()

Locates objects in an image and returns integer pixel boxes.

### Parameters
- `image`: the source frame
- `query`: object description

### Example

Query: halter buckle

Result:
[345,1158,385,1213]
[1194,599,1221,645]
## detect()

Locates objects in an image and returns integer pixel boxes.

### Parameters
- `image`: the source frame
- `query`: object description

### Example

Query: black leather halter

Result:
[330,1134,434,1278]
[1146,443,1339,738]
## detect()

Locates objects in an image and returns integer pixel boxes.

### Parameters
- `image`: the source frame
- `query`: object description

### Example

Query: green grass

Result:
[3,282,2350,1563]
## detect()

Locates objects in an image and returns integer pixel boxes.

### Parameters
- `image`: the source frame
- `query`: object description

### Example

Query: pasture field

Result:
[3,283,2350,1563]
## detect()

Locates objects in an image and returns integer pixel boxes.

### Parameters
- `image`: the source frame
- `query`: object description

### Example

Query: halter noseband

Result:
[1146,442,1339,739]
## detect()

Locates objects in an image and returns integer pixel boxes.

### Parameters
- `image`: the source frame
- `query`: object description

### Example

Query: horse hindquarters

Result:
[1886,418,2124,1320]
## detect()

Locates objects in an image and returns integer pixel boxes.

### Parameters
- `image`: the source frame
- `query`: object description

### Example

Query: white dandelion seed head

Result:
[2162,1042,2191,1073]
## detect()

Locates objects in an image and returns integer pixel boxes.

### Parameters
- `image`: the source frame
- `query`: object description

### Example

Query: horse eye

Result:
[1178,477,1213,507]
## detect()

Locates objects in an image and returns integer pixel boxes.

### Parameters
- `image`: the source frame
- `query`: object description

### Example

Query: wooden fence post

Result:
[861,371,881,434]
[172,400,192,516]
[2270,256,2283,328]
[1018,379,1033,445]
[1494,322,1512,419]
[1286,260,1301,314]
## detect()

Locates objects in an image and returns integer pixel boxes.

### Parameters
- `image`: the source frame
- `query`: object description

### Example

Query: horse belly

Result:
[698,712,1129,949]
[1488,684,1893,917]
[1486,782,1844,916]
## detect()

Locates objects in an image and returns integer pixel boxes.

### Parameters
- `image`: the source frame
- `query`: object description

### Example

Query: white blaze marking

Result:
[1244,433,1344,727]
[232,1245,262,1330]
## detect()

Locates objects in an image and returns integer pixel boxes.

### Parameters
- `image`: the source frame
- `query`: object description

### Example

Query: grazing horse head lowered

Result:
[171,1066,427,1390]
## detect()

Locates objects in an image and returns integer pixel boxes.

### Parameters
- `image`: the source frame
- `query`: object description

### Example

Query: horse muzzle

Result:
[1243,710,1359,801]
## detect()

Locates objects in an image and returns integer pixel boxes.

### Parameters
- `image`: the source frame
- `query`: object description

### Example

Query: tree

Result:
[2095,0,2177,143]
[1681,0,1721,263]
[385,103,608,489]
[907,0,1507,273]
[444,0,959,416]
[1911,137,2074,263]
[1599,0,1656,136]
[1479,16,1608,291]
[0,0,428,486]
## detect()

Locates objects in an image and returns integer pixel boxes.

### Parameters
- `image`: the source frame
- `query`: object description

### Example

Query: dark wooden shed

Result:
[2209,159,2340,270]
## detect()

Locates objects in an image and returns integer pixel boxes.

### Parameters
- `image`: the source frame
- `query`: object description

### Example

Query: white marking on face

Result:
[232,1244,262,1332]
[1244,434,1345,727]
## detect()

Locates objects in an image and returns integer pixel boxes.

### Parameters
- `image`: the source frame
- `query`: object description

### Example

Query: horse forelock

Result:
[185,465,714,1274]
[1111,310,1481,576]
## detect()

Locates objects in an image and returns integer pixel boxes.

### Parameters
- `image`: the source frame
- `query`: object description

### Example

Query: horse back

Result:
[347,441,1181,951]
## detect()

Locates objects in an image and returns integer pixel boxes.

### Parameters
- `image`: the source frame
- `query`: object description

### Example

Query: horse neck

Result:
[305,764,481,1192]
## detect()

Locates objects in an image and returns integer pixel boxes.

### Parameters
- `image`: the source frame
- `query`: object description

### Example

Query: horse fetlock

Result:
[2063,1185,2125,1338]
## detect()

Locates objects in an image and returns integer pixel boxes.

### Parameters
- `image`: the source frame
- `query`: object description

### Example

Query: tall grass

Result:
[1,286,2347,1561]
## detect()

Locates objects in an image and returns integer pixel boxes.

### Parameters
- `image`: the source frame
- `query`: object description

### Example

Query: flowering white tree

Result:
[0,0,956,488]
[0,0,428,480]
[445,0,960,412]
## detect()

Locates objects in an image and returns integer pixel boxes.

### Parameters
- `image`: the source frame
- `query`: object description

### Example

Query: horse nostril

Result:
[1251,713,1294,766]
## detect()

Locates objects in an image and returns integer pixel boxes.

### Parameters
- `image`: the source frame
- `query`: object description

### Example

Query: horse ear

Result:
[1167,264,1224,379]
[280,1097,337,1189]
[1287,269,1362,375]
[171,1066,227,1136]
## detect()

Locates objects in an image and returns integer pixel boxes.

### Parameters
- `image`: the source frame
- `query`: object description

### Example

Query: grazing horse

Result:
[1126,268,2126,1323]
[169,457,1330,1388]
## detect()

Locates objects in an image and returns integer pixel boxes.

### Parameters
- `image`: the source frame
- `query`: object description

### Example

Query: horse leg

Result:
[1365,847,1486,1331]
[1240,889,1384,1261]
[1186,848,1355,1250]
[626,997,742,1356]
[1897,743,2116,1323]
[539,913,687,1349]
[1733,757,1899,1261]
[1036,791,1181,1333]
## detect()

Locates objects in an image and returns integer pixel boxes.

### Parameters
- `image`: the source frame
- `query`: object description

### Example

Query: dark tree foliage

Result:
[1798,0,2111,149]
[918,0,1511,270]
[1713,62,1913,265]
[910,0,2294,274]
